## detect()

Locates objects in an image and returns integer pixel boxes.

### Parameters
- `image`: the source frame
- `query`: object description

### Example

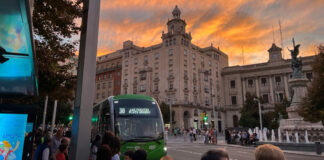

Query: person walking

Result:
[90,135,101,160]
[212,128,217,144]
[97,144,112,160]
[33,134,52,160]
[189,128,193,143]
[111,137,121,160]
[51,129,63,159]
[193,128,197,141]
[183,129,187,142]
[55,144,68,160]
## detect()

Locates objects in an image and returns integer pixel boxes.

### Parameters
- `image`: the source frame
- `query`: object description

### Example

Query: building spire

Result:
[172,5,181,19]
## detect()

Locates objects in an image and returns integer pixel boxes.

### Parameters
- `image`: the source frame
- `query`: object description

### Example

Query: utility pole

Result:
[279,19,284,59]
[50,100,58,135]
[254,98,263,131]
[69,0,100,159]
[272,24,276,44]
[42,95,48,132]
[168,97,173,136]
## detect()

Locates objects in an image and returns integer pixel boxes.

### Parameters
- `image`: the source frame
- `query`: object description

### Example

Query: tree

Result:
[4,0,82,125]
[159,102,175,124]
[32,0,82,125]
[299,45,324,124]
[262,99,289,129]
[239,92,260,128]
[239,92,289,129]
[33,0,81,101]
[160,102,170,124]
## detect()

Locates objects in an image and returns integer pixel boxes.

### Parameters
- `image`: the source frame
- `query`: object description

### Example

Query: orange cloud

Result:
[97,0,324,66]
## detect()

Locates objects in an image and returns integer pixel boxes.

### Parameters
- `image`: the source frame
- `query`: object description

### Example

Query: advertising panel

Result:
[0,113,28,160]
[0,0,37,96]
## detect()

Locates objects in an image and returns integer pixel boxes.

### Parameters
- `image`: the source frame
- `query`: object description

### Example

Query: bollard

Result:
[315,142,322,155]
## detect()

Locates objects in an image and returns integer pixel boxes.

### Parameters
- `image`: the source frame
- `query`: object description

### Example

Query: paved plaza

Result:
[166,136,324,160]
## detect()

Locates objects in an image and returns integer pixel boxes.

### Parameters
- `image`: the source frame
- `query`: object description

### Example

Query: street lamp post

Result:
[168,98,173,136]
[254,98,263,131]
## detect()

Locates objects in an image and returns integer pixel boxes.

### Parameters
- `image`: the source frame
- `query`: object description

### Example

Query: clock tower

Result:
[162,5,192,45]
[268,43,283,62]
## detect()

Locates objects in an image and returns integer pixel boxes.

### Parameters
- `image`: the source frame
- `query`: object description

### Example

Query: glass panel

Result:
[114,99,163,141]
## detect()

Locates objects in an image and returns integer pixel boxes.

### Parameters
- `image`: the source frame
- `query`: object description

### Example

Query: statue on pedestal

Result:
[288,38,303,79]
[279,38,324,142]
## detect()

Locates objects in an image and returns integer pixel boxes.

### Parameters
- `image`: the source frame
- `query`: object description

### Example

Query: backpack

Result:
[34,143,51,160]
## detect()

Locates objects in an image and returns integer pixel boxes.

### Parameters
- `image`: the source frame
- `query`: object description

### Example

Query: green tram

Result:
[92,94,166,160]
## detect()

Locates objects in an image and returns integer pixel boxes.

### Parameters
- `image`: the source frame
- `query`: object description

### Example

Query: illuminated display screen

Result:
[0,0,37,96]
[119,107,152,115]
[0,113,28,160]
[115,99,159,117]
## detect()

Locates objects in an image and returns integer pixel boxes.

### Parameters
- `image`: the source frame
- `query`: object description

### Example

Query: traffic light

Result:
[92,117,98,122]
[204,114,208,121]
[68,115,73,121]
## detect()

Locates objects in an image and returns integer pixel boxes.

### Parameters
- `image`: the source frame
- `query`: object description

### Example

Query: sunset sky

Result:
[97,0,324,66]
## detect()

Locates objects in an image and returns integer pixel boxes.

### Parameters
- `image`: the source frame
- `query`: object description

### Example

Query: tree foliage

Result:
[32,0,82,125]
[159,102,175,124]
[299,45,324,124]
[160,102,170,124]
[33,0,81,101]
[239,92,289,129]
[262,99,289,129]
[32,0,82,123]
[239,93,260,128]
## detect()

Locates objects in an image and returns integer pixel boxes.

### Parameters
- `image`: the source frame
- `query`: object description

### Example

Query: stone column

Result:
[242,78,246,102]
[283,74,289,100]
[269,75,274,104]
[255,77,260,97]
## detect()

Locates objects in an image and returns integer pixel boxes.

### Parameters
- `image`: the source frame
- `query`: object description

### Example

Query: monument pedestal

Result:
[279,78,324,142]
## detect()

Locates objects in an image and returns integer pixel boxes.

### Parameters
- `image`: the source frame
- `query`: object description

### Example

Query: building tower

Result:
[268,43,283,62]
[162,5,192,46]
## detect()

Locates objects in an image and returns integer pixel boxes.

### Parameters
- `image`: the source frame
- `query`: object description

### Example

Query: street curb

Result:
[212,143,324,157]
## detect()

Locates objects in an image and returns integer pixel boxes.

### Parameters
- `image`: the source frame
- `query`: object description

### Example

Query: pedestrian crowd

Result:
[171,127,218,144]
[225,129,258,145]
[90,131,152,160]
[29,126,287,160]
[33,127,71,160]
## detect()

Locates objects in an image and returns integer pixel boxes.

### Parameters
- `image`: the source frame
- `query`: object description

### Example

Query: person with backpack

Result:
[33,134,52,160]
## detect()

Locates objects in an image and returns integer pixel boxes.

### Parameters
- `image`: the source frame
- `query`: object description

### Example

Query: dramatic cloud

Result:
[97,0,324,66]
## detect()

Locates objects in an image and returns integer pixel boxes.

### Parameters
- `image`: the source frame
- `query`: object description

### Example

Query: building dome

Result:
[172,5,181,19]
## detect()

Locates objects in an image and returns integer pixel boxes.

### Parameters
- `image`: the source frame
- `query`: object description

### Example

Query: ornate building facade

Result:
[94,6,315,132]
[220,43,314,129]
[94,52,122,104]
[95,6,229,130]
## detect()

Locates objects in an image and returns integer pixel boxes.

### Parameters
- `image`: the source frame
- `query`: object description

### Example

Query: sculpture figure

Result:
[288,38,303,78]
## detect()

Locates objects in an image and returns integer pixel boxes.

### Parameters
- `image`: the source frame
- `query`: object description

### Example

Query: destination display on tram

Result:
[119,107,152,115]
